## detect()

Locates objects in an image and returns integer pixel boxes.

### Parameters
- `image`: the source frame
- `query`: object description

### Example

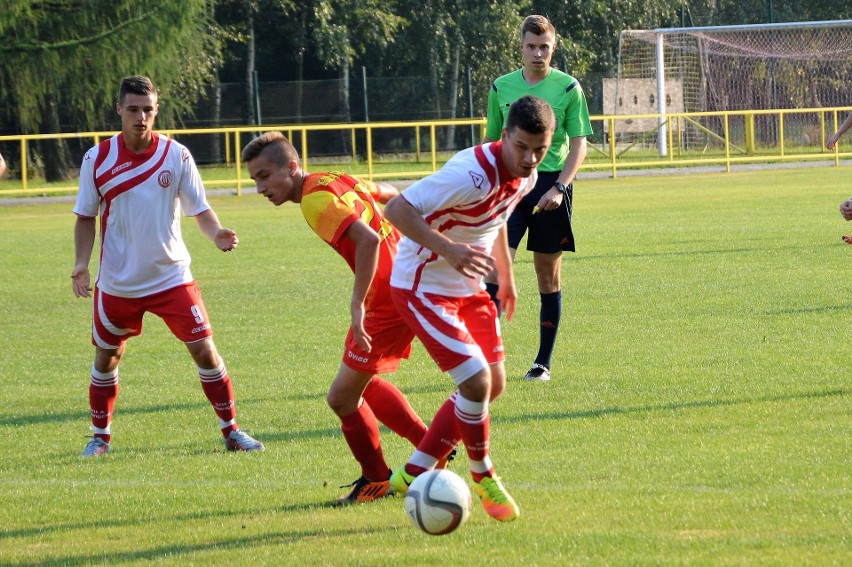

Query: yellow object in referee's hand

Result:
[532,206,540,215]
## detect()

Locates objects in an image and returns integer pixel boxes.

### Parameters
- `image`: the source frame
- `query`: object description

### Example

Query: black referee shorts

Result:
[506,170,575,253]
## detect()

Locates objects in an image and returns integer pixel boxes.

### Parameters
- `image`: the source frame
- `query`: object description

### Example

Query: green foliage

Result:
[0,0,219,133]
[312,0,405,68]
[0,167,850,564]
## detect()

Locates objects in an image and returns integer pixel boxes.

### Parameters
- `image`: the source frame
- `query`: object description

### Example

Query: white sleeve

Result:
[176,146,211,217]
[73,147,100,217]
[402,149,486,214]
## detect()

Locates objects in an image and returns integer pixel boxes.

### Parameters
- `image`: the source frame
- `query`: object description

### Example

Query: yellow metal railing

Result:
[1,107,850,195]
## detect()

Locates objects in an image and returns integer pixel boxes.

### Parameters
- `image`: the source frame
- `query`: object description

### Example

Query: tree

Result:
[0,0,219,181]
[388,0,526,145]
[311,0,405,123]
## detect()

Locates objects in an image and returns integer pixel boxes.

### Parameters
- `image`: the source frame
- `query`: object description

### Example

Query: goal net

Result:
[610,20,852,153]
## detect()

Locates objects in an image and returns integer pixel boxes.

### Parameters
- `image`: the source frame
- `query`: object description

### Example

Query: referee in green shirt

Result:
[483,14,593,382]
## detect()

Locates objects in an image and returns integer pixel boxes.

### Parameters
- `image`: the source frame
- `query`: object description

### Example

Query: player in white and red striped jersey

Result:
[71,75,263,457]
[386,95,555,522]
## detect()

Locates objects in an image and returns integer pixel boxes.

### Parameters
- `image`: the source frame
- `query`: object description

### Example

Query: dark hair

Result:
[521,15,555,40]
[506,95,556,135]
[118,76,157,104]
[241,131,300,165]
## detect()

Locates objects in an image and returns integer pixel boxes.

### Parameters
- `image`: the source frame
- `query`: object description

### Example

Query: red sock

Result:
[454,394,492,482]
[415,396,462,463]
[89,368,119,443]
[340,403,390,481]
[199,362,236,436]
[363,377,427,447]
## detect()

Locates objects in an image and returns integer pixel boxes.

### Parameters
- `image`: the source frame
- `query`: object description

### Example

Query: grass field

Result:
[1,167,850,565]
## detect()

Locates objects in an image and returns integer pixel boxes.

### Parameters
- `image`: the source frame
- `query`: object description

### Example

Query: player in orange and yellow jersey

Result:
[241,132,430,505]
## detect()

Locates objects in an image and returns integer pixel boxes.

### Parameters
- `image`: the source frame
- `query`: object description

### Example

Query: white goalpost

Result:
[610,20,852,156]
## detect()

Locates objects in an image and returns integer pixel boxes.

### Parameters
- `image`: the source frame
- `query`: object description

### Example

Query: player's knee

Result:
[458,370,491,402]
[187,337,219,368]
[326,389,358,416]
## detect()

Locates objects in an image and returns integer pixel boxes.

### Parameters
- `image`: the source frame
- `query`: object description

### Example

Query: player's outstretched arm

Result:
[194,209,239,251]
[72,216,96,298]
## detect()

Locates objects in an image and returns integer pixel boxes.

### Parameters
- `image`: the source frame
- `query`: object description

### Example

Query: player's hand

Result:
[534,187,564,214]
[840,199,852,221]
[351,303,372,352]
[827,134,840,151]
[496,276,517,322]
[443,243,495,279]
[215,228,239,252]
[71,265,92,298]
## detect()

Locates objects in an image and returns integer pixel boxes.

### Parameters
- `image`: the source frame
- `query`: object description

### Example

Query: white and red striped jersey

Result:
[73,133,211,298]
[390,141,537,297]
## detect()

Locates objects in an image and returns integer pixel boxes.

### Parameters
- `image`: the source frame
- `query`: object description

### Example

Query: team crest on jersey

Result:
[318,172,344,186]
[469,171,485,189]
[158,170,173,188]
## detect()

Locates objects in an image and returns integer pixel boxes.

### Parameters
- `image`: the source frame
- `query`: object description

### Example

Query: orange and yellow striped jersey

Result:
[300,172,399,310]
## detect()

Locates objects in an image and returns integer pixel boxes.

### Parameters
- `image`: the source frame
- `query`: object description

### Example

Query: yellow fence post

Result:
[430,125,437,173]
[367,126,374,180]
[744,112,755,156]
[779,113,785,157]
[608,117,617,178]
[724,113,731,173]
[415,126,421,163]
[234,130,242,196]
[19,139,28,192]
[351,128,357,164]
[667,115,673,162]
[301,128,308,172]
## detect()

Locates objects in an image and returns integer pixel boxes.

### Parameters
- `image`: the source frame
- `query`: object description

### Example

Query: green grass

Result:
[1,167,850,565]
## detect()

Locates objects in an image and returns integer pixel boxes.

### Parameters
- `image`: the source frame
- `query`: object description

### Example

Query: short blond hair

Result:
[241,131,300,165]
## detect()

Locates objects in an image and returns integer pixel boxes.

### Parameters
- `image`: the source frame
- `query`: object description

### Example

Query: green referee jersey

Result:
[485,68,593,173]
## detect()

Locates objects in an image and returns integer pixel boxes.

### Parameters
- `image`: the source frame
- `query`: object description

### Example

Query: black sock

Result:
[485,282,501,317]
[535,291,562,368]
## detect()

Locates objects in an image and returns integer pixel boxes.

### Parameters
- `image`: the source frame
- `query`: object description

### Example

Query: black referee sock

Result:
[535,290,562,368]
[485,282,501,317]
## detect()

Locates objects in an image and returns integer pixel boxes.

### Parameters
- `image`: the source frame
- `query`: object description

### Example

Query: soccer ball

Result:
[404,469,472,535]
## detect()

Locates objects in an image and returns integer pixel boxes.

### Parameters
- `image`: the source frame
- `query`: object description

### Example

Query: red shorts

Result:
[342,305,414,375]
[92,282,213,349]
[391,288,504,384]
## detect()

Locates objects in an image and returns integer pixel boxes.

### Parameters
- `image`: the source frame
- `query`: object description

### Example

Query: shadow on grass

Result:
[1,398,269,428]
[1,500,346,543]
[496,387,848,425]
[7,523,395,566]
[763,304,852,315]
